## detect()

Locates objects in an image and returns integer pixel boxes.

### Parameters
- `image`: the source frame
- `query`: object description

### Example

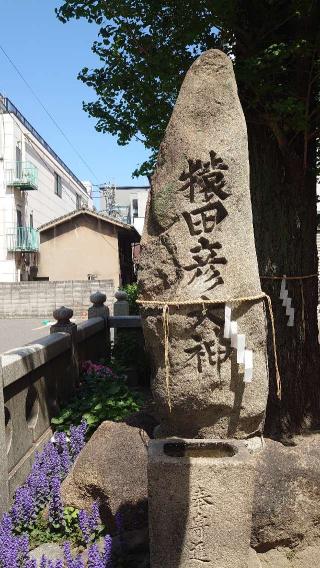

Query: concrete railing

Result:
[0,290,141,516]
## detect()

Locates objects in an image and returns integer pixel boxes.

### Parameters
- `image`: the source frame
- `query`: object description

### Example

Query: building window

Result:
[16,209,22,227]
[30,213,33,228]
[76,194,81,210]
[54,172,62,198]
[132,198,138,218]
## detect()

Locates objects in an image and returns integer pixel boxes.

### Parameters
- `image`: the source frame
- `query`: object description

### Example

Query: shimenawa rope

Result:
[137,292,282,409]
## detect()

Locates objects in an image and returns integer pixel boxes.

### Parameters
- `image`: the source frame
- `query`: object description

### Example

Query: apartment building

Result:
[99,184,149,235]
[0,94,92,282]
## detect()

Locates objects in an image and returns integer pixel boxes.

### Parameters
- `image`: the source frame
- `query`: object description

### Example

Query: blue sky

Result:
[0,0,150,197]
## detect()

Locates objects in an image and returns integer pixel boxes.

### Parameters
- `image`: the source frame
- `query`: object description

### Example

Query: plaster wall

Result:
[38,216,121,286]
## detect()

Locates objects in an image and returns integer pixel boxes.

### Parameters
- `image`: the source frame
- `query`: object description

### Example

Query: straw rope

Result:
[260,274,317,280]
[137,291,281,407]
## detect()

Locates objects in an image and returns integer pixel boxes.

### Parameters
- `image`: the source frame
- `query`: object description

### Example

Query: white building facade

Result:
[99,185,149,235]
[0,95,92,282]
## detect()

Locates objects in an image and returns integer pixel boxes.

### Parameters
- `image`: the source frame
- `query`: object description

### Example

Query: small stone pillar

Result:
[114,290,130,316]
[50,306,77,337]
[88,291,111,359]
[50,306,79,388]
[113,290,129,342]
[148,439,255,568]
[88,291,109,321]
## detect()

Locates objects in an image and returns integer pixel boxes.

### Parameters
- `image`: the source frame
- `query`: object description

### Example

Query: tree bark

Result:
[247,123,320,438]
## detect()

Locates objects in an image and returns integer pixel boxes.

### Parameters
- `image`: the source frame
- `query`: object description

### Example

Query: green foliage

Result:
[56,0,320,176]
[27,506,104,550]
[51,371,142,436]
[112,330,150,385]
[121,283,139,315]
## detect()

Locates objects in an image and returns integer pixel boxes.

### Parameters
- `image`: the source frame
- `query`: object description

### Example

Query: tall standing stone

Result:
[138,49,269,439]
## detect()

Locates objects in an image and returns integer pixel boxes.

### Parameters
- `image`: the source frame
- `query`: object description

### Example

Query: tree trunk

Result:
[247,123,320,438]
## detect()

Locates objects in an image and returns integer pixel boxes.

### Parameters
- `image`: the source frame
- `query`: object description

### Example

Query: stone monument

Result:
[138,49,270,568]
[138,49,269,440]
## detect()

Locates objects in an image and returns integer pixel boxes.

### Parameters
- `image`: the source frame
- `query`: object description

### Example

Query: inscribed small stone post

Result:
[148,439,255,568]
[138,49,269,439]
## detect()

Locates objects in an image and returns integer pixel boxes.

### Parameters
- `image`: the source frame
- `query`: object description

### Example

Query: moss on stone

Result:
[153,182,176,228]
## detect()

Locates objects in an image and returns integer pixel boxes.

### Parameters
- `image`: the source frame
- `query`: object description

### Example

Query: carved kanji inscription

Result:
[179,151,230,292]
[184,310,230,373]
[183,237,227,290]
[182,202,228,235]
[179,151,230,203]
[188,485,214,562]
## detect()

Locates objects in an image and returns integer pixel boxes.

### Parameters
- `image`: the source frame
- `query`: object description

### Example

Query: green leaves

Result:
[52,372,142,437]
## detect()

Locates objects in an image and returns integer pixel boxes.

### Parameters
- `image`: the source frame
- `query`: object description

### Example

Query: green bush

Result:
[51,362,142,437]
[121,283,139,315]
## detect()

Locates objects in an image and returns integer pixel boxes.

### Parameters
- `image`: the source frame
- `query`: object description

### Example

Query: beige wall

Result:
[38,215,120,287]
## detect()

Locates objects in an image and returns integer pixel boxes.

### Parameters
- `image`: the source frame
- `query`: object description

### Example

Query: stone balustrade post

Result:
[88,291,111,359]
[88,291,109,321]
[114,290,130,317]
[0,360,9,516]
[50,306,79,387]
[113,290,129,341]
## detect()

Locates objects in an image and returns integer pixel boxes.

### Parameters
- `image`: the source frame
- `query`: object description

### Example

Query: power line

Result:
[0,42,99,183]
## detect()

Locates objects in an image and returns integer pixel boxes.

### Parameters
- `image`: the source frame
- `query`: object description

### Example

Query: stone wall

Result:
[0,280,114,318]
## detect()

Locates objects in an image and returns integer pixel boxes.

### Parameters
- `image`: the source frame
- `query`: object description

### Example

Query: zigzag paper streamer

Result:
[280,276,294,327]
[224,305,253,382]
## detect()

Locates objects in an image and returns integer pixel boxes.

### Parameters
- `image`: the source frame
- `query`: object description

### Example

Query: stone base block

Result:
[148,438,256,568]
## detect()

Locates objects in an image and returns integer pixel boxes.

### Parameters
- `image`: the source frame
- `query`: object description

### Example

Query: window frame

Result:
[54,172,62,198]
[76,194,82,210]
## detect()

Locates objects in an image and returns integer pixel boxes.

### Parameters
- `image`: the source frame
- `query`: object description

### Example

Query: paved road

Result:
[0,318,83,354]
[0,319,53,354]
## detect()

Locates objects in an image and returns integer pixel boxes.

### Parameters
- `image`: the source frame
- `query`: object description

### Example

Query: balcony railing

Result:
[7,227,40,252]
[6,161,38,190]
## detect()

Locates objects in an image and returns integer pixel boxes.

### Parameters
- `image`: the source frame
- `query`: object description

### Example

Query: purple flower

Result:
[40,555,47,568]
[17,533,30,565]
[63,541,73,568]
[90,502,100,532]
[0,527,19,567]
[48,477,65,529]
[79,501,101,545]
[63,541,84,568]
[25,560,37,568]
[70,421,87,460]
[87,544,104,568]
[42,442,62,479]
[54,431,71,476]
[11,486,36,527]
[27,464,50,509]
[104,534,113,568]
[0,513,13,535]
[48,561,64,568]
[78,509,91,545]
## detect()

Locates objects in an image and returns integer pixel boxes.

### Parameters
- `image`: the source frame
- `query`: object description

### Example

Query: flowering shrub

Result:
[51,361,142,436]
[0,360,139,566]
[0,421,114,567]
[81,361,113,378]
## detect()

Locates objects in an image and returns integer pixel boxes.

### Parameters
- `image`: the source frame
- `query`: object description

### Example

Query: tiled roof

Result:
[38,207,139,236]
